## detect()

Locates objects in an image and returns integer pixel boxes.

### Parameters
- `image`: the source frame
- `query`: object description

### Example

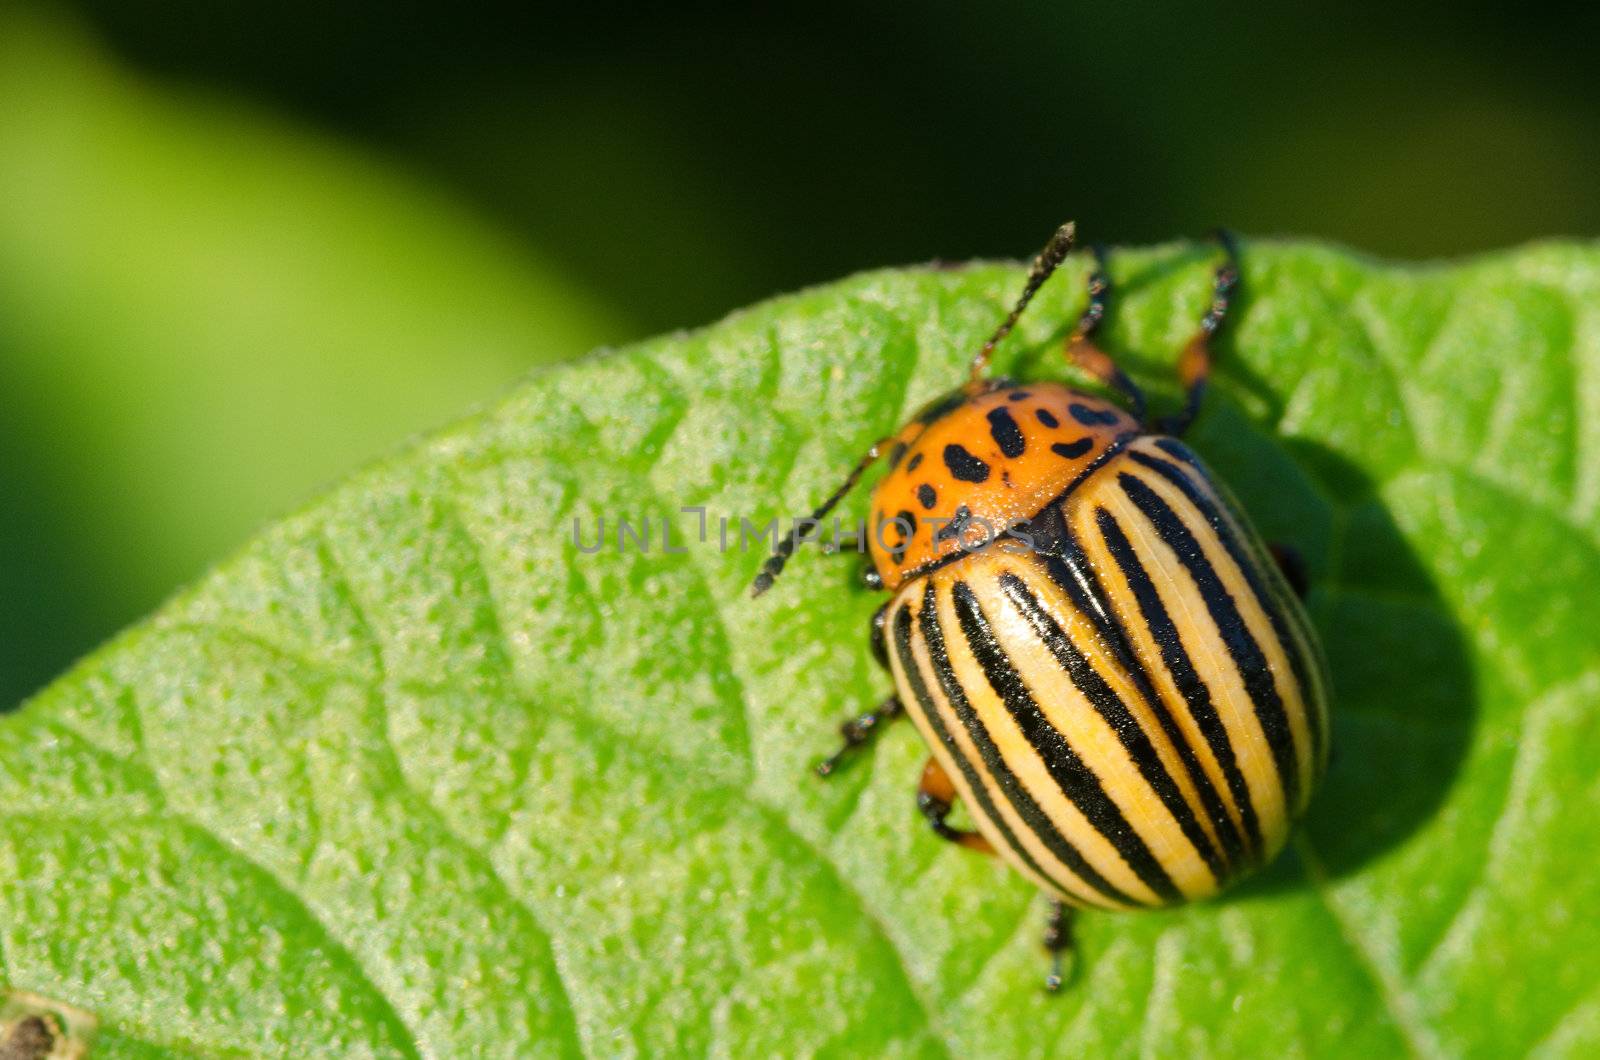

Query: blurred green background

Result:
[2,2,1596,709]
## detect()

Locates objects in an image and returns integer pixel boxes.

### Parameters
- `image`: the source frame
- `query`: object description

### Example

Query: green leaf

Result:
[0,11,626,705]
[4,237,1600,1057]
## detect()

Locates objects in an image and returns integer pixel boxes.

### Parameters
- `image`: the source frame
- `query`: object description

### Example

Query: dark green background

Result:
[3,1,1597,707]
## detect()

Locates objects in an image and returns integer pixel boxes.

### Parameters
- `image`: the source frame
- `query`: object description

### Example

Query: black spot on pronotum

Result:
[917,483,937,509]
[1052,438,1094,459]
[1036,408,1060,429]
[1069,402,1121,427]
[889,509,916,562]
[935,505,974,543]
[943,444,991,483]
[888,441,908,468]
[907,452,923,472]
[1008,390,1031,401]
[986,407,1027,458]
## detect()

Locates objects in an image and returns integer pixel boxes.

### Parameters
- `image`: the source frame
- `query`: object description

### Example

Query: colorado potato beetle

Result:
[752,224,1330,989]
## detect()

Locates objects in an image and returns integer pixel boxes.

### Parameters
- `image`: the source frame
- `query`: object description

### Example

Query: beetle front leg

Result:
[815,695,904,778]
[1064,243,1148,421]
[916,756,995,855]
[1161,229,1240,437]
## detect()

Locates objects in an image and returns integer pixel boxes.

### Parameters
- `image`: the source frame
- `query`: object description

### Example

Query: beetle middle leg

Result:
[815,694,904,778]
[815,602,901,777]
[1064,243,1148,421]
[916,756,995,855]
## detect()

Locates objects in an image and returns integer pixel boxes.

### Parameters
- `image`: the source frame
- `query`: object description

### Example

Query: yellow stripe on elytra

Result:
[1096,482,1292,855]
[1067,497,1254,846]
[982,558,1219,899]
[892,592,1116,910]
[1128,462,1317,813]
[931,574,1163,908]
[1157,447,1333,801]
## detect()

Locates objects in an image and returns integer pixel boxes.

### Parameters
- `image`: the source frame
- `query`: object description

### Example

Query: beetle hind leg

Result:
[916,756,995,855]
[1043,898,1076,992]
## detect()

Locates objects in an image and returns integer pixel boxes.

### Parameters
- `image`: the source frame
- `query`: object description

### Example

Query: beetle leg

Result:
[1064,243,1148,422]
[916,756,995,855]
[813,603,897,775]
[815,695,904,778]
[1160,229,1241,437]
[1042,898,1075,993]
[868,600,892,669]
[1269,542,1310,600]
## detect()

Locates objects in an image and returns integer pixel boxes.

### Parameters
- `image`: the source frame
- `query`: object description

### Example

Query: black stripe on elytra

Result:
[892,598,1055,889]
[916,483,937,509]
[998,570,1226,887]
[950,581,1177,904]
[943,444,991,483]
[918,583,1137,907]
[1095,506,1264,858]
[1116,473,1301,815]
[1150,438,1329,758]
[1042,541,1245,871]
[986,407,1027,458]
[1129,446,1324,774]
[1036,408,1060,429]
[1052,438,1093,460]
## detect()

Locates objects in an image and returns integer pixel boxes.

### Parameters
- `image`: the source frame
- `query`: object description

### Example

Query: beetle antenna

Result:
[750,434,895,597]
[967,221,1077,385]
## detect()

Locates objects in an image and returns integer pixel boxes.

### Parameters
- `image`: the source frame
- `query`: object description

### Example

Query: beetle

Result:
[751,223,1330,989]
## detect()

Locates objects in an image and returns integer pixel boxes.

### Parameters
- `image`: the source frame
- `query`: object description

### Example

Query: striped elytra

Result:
[884,434,1329,908]
[752,224,1331,983]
